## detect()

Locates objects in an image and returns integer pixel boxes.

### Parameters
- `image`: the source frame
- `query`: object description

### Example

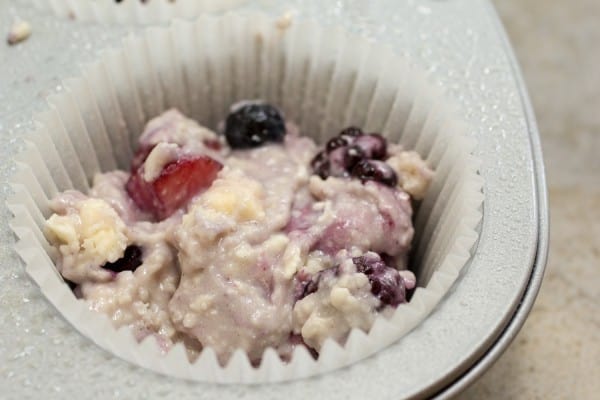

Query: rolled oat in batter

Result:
[45,101,433,364]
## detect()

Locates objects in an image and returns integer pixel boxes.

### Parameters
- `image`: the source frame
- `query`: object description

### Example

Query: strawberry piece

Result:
[153,157,222,218]
[126,168,162,215]
[126,155,222,220]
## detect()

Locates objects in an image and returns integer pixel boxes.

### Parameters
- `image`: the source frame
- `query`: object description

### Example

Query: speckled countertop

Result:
[460,0,600,398]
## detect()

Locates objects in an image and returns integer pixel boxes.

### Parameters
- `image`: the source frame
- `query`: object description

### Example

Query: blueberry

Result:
[353,253,406,307]
[369,271,405,306]
[326,136,351,153]
[314,127,391,181]
[339,126,364,138]
[351,159,398,187]
[328,147,351,177]
[343,145,366,171]
[103,245,143,273]
[353,253,384,276]
[354,133,387,160]
[224,102,286,149]
[311,151,330,179]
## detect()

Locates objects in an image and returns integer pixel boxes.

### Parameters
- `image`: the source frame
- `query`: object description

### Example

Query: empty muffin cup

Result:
[7,13,483,383]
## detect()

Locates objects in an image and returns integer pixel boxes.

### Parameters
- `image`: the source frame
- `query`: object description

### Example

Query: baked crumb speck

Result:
[7,20,31,46]
[276,12,294,30]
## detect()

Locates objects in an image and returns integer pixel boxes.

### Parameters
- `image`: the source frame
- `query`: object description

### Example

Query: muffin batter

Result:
[45,102,433,363]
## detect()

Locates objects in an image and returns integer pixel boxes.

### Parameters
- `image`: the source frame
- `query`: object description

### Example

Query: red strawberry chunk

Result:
[126,168,162,215]
[153,157,222,218]
[126,155,222,220]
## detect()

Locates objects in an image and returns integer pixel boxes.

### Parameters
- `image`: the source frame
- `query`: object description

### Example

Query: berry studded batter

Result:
[45,101,433,364]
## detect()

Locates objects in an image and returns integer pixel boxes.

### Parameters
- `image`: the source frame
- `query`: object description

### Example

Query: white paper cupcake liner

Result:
[7,13,484,383]
[30,0,248,24]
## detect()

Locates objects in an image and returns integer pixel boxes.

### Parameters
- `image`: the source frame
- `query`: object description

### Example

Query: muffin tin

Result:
[0,0,548,398]
[30,0,249,24]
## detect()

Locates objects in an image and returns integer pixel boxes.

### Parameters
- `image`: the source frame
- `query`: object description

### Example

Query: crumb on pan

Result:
[276,12,294,30]
[7,20,32,46]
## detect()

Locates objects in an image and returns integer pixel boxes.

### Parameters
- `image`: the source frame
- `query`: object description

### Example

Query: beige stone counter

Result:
[459,1,600,398]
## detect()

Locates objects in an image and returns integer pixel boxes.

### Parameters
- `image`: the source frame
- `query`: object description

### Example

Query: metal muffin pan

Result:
[0,0,548,398]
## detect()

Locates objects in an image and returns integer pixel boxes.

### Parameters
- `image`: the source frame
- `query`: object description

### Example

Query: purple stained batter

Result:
[44,103,431,364]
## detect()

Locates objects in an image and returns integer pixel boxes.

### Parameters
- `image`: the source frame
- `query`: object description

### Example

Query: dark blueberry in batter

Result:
[343,145,366,171]
[311,151,330,179]
[352,253,406,307]
[339,126,364,138]
[326,136,351,153]
[351,159,398,187]
[224,102,286,149]
[328,147,351,177]
[102,245,143,273]
[354,133,387,160]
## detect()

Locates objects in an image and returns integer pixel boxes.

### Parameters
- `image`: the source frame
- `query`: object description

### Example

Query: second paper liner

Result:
[31,0,248,24]
[7,14,484,383]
